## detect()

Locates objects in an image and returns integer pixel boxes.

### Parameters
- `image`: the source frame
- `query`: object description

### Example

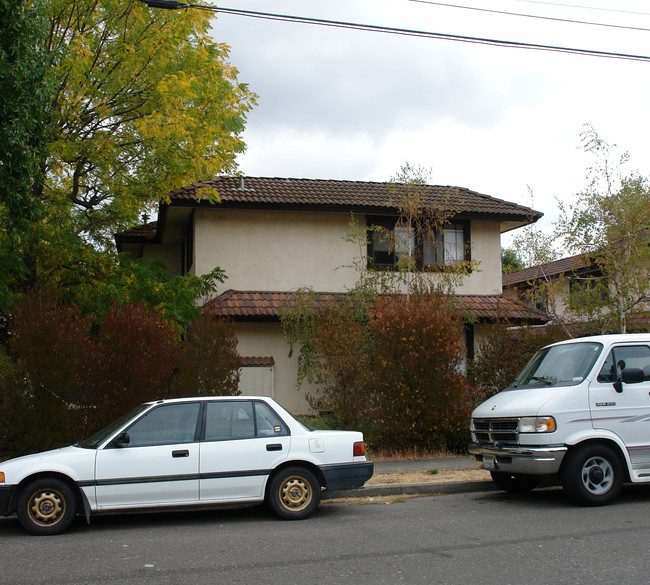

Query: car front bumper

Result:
[469,444,567,475]
[320,461,374,492]
[0,485,15,516]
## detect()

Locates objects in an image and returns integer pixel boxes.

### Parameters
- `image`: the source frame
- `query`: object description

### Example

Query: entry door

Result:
[589,344,650,473]
[95,403,201,508]
[199,400,290,502]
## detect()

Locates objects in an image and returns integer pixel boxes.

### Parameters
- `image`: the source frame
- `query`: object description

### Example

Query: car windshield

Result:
[76,403,152,449]
[508,342,603,390]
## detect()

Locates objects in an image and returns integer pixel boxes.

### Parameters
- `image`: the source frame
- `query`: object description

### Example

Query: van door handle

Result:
[266,444,282,452]
[172,450,189,458]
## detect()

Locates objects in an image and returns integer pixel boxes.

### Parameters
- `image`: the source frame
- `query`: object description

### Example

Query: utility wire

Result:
[409,0,650,33]
[142,1,650,62]
[513,0,650,17]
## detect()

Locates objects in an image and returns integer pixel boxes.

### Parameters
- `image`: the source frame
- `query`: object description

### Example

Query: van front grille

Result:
[471,418,519,446]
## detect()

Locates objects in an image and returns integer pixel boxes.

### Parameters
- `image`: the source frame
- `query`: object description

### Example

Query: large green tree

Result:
[556,127,650,333]
[0,0,256,315]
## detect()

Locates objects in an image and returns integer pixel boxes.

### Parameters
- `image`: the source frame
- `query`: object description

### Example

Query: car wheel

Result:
[490,472,540,493]
[268,467,321,520]
[561,444,623,506]
[17,478,77,535]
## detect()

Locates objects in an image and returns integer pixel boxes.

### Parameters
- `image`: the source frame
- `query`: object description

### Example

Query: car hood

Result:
[1,445,95,484]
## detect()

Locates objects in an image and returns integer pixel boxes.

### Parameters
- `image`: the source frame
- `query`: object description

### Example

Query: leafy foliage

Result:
[77,302,182,431]
[0,289,242,457]
[467,322,566,400]
[501,247,525,274]
[366,295,472,451]
[0,0,254,316]
[282,291,474,451]
[173,313,241,397]
[555,127,650,333]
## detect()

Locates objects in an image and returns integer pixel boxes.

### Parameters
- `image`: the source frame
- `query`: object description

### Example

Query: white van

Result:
[469,334,650,505]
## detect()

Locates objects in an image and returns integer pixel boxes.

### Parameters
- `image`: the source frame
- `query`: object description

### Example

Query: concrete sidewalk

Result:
[330,455,497,499]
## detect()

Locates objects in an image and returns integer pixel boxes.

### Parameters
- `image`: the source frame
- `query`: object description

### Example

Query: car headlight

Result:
[518,416,556,433]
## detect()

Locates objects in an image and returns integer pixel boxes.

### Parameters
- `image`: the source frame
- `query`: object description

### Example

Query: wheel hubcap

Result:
[581,456,613,495]
[280,476,312,511]
[29,490,64,526]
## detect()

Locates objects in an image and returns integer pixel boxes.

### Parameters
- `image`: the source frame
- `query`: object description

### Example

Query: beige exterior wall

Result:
[235,321,316,415]
[194,208,359,292]
[192,208,504,295]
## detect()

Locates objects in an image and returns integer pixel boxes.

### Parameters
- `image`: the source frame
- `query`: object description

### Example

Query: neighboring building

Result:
[503,253,650,333]
[502,253,598,317]
[117,176,548,413]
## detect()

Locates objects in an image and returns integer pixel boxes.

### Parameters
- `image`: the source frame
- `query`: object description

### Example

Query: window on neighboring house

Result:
[368,216,470,269]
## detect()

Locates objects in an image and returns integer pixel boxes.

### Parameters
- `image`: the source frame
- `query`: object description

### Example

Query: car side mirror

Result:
[113,431,130,447]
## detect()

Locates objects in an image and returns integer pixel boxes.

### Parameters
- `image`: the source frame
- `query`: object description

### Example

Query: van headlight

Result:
[519,416,556,433]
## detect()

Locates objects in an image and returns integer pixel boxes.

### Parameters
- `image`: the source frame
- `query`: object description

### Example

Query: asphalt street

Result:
[3,482,650,585]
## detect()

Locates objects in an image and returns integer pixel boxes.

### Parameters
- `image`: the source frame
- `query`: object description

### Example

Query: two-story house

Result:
[116,176,548,412]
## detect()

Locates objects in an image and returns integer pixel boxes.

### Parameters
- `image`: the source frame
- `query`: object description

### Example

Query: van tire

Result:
[561,443,623,506]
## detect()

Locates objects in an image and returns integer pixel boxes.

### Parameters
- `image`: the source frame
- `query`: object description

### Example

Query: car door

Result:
[589,344,650,472]
[94,402,201,509]
[199,400,290,502]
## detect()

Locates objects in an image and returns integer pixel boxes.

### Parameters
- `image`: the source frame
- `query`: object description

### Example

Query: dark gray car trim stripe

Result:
[77,469,270,488]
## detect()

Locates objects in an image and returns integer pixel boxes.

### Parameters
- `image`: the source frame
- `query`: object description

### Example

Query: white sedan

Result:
[0,396,373,535]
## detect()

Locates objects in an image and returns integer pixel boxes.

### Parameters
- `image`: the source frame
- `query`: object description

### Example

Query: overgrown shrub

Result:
[173,313,241,397]
[467,322,567,400]
[284,291,474,452]
[0,290,242,458]
[1,290,93,456]
[366,295,472,451]
[77,302,182,433]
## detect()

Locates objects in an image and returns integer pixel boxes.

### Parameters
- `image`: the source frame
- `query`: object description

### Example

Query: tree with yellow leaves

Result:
[1,0,256,315]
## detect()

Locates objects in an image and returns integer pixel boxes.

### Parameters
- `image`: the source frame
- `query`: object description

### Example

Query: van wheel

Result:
[490,472,539,493]
[17,478,77,535]
[561,444,623,506]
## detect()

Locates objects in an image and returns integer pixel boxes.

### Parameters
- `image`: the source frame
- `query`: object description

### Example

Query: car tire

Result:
[17,478,77,535]
[267,467,321,520]
[561,443,623,506]
[490,472,540,493]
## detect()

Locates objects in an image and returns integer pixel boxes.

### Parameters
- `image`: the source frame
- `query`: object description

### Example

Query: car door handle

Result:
[172,450,189,458]
[266,443,283,452]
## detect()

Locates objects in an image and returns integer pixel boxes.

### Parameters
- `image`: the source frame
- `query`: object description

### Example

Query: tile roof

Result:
[204,290,549,324]
[502,253,593,287]
[167,176,542,220]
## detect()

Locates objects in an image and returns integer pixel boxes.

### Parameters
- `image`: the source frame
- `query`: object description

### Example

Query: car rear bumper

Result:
[469,444,567,475]
[320,461,374,491]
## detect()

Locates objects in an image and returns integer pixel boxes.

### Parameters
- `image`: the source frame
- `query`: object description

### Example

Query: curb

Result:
[330,479,497,499]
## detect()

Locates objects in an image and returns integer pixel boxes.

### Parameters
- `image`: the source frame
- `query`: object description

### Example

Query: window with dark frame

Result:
[367,216,470,270]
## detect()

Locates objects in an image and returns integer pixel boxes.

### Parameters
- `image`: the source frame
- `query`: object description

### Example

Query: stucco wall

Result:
[192,208,504,295]
[235,321,315,414]
[194,208,359,292]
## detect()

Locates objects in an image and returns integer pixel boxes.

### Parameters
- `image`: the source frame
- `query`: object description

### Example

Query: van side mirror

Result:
[614,368,645,393]
[622,367,644,384]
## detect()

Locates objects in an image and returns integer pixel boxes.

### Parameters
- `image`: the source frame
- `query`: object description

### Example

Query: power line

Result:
[513,0,650,17]
[409,0,650,33]
[140,1,650,62]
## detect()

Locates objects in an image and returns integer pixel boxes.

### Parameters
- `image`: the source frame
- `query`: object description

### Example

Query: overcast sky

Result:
[209,0,650,249]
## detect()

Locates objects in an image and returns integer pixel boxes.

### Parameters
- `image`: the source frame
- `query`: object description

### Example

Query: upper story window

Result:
[368,216,470,270]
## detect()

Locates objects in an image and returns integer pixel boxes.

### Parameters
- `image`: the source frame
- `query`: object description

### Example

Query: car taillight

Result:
[353,441,365,456]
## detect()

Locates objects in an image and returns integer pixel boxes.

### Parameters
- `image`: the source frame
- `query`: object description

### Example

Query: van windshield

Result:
[508,342,603,389]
